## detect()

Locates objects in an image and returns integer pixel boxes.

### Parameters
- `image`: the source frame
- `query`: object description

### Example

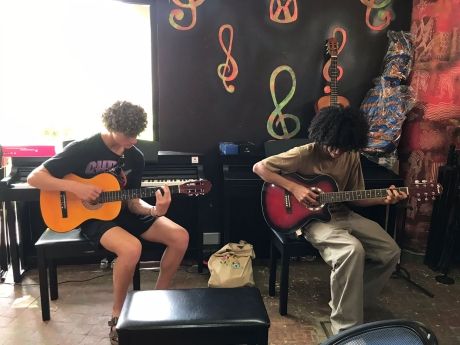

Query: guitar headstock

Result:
[180,179,212,196]
[408,180,443,202]
[326,37,338,58]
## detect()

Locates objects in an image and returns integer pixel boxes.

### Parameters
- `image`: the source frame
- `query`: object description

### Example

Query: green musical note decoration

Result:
[267,65,300,139]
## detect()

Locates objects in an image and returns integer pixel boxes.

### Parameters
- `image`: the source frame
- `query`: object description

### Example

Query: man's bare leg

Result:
[140,217,189,289]
[100,227,142,317]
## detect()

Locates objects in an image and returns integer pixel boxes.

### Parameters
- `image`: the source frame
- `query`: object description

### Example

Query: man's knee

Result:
[334,240,365,269]
[386,242,401,265]
[118,238,142,263]
[348,240,365,259]
[172,226,189,251]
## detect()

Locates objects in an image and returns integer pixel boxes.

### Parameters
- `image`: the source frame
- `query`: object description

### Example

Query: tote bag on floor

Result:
[208,240,256,288]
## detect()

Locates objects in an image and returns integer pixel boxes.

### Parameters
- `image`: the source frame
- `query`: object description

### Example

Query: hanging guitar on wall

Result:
[315,37,350,111]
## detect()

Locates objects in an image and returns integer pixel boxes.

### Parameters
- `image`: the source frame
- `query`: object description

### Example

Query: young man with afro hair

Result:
[253,106,407,335]
[28,101,189,344]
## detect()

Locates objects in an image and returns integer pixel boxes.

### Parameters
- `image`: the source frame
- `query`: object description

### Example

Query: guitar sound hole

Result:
[82,201,103,210]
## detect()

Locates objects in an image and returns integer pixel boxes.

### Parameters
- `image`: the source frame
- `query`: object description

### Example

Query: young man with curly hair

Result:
[253,106,407,335]
[28,101,189,344]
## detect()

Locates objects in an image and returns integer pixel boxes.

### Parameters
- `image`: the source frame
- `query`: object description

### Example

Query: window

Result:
[0,0,153,146]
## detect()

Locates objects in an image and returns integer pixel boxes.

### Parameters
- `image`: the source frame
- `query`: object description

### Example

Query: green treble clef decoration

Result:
[267,65,300,139]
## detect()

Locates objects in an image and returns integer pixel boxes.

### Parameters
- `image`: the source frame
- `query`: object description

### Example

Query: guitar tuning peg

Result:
[415,179,420,183]
[422,179,427,183]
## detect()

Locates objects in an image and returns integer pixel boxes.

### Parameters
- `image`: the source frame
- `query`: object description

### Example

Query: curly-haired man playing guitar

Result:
[28,101,189,344]
[253,106,407,335]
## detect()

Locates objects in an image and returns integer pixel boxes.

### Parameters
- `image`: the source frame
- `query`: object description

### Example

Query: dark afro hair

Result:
[102,101,147,137]
[308,106,369,151]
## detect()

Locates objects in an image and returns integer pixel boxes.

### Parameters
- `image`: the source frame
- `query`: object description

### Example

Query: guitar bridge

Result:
[284,190,292,214]
[59,191,68,218]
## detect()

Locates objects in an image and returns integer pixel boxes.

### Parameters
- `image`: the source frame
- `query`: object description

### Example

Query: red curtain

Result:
[399,0,460,252]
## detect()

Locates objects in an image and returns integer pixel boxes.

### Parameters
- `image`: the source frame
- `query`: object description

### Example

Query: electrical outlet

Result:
[203,232,220,245]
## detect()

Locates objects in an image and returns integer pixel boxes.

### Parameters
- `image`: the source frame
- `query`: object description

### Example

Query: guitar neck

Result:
[97,185,180,203]
[330,56,338,106]
[318,187,409,203]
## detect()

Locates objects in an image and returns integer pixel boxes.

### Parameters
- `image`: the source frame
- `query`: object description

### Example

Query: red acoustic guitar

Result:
[40,173,212,232]
[315,37,350,111]
[261,173,442,235]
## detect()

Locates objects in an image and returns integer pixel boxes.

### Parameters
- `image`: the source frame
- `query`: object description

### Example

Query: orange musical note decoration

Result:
[360,0,393,31]
[169,0,205,31]
[217,24,239,93]
[269,0,298,24]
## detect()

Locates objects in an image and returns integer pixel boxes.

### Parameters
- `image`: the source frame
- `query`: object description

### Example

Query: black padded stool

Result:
[35,228,145,321]
[116,287,270,345]
[269,228,318,315]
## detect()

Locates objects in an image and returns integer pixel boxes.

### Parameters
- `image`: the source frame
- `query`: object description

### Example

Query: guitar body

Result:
[40,173,122,232]
[315,95,350,112]
[261,174,338,234]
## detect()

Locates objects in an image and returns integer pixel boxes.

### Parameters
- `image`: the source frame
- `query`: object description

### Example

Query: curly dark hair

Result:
[102,101,147,137]
[308,106,369,151]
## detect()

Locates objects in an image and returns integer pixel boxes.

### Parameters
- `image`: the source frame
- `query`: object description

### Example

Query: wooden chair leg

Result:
[269,240,278,297]
[279,248,290,316]
[37,247,50,321]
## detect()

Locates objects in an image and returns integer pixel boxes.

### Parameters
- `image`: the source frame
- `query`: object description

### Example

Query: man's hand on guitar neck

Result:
[352,185,407,207]
[382,185,407,205]
[151,186,171,217]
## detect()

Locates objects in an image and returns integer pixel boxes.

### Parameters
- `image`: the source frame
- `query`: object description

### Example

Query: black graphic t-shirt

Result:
[43,134,144,190]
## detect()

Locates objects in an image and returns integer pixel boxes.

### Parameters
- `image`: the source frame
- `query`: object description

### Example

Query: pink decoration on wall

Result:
[360,0,394,31]
[217,24,239,93]
[269,0,298,24]
[169,0,205,31]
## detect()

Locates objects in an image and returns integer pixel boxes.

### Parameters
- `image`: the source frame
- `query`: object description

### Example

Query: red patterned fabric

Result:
[399,0,460,252]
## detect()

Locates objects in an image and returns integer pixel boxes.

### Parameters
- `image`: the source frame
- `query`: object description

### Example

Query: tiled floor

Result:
[0,252,459,345]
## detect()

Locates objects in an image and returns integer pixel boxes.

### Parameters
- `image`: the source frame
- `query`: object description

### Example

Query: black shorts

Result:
[80,210,156,248]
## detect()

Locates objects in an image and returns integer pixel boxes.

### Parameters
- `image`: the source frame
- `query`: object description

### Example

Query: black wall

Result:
[143,0,413,251]
[152,0,412,154]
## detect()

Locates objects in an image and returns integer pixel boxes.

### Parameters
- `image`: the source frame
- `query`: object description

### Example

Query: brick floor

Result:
[0,252,458,344]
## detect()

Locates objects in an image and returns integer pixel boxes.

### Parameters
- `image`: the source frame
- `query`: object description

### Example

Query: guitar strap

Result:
[106,155,126,187]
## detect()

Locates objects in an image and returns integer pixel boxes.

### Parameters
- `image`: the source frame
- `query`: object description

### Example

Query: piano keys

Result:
[142,151,205,182]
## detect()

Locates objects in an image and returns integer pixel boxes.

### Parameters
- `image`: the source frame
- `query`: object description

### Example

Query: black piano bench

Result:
[116,287,271,345]
[35,228,142,322]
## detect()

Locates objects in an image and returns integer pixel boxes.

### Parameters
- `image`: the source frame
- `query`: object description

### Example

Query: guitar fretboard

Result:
[97,186,180,203]
[330,56,338,106]
[318,187,409,203]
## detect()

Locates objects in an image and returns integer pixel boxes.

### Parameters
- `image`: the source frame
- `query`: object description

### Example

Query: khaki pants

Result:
[304,206,400,335]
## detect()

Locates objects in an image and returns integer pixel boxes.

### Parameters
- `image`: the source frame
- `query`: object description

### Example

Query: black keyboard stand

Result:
[391,203,434,298]
[393,264,434,297]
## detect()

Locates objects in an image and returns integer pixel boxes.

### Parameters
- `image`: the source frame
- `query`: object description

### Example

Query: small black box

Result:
[237,142,256,155]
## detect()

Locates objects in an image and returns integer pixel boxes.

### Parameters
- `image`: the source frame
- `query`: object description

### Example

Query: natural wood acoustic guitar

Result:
[40,172,212,232]
[315,37,350,111]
